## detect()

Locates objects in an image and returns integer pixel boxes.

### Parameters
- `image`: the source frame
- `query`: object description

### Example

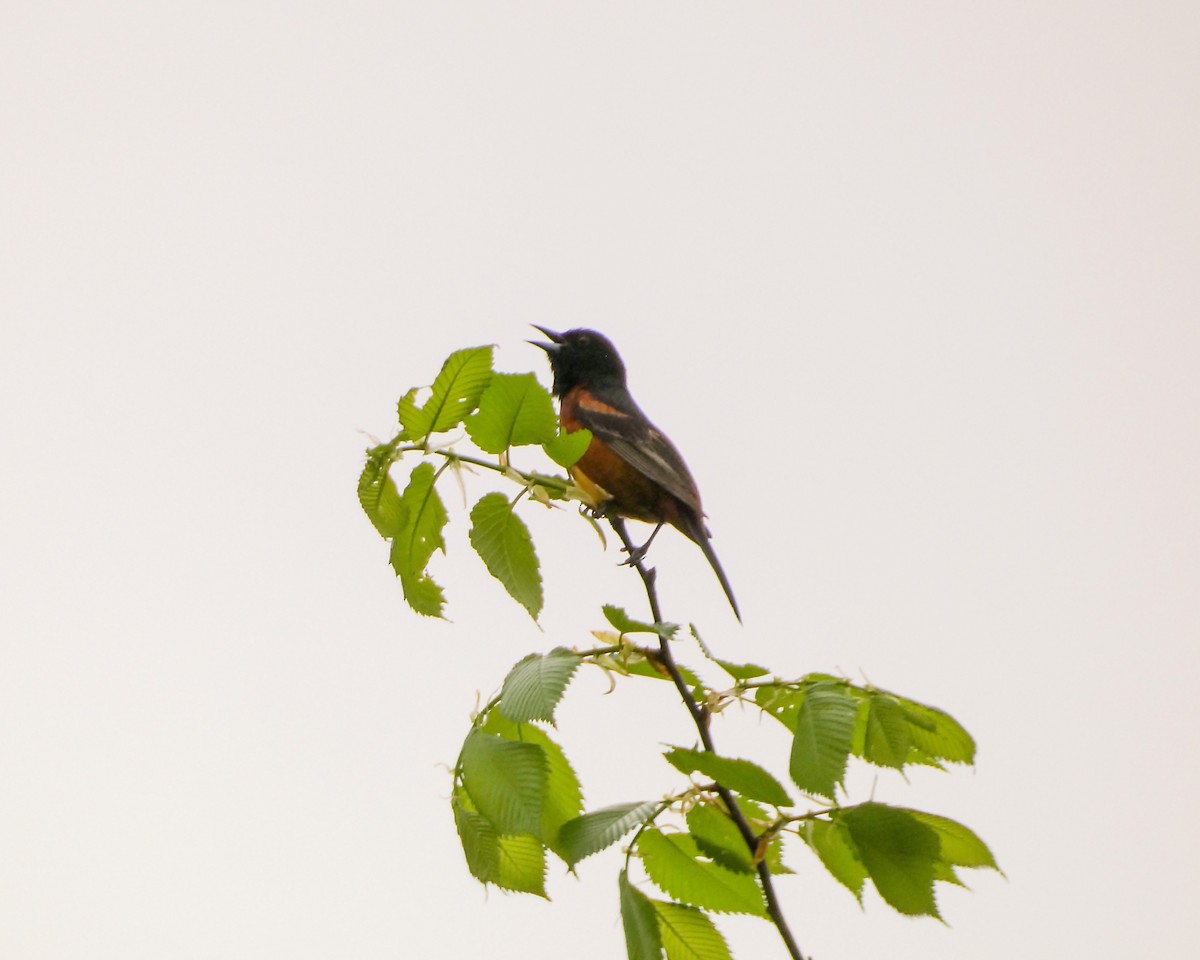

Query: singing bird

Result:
[531,326,740,620]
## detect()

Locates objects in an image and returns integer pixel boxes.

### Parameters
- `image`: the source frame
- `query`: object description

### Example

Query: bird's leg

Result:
[619,521,664,567]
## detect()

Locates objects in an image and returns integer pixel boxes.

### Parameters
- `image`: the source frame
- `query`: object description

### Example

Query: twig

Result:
[608,517,807,960]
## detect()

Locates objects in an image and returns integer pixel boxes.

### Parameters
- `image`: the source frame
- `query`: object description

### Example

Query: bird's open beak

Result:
[528,325,564,353]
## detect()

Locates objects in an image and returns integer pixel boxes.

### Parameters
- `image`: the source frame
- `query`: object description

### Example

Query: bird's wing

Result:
[571,394,704,516]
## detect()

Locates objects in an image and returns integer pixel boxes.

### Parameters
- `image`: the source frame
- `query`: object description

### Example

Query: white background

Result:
[3,3,1198,958]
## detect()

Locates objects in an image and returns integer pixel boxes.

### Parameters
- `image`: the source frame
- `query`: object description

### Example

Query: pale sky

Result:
[3,3,1198,958]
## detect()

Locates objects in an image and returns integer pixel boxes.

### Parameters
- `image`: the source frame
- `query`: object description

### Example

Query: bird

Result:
[530,326,740,620]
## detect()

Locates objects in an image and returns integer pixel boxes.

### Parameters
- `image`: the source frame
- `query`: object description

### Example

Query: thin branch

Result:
[393,443,574,496]
[608,517,808,960]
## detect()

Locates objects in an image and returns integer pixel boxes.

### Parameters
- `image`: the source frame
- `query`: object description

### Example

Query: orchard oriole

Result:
[531,327,740,621]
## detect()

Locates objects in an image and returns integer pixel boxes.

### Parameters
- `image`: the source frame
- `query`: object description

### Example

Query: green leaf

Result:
[688,798,790,876]
[753,685,807,730]
[841,803,941,917]
[722,795,769,834]
[603,605,678,640]
[481,714,585,863]
[465,372,558,453]
[713,659,769,681]
[394,571,445,619]
[789,684,857,799]
[803,818,867,901]
[543,428,593,467]
[495,833,548,897]
[458,730,547,838]
[686,804,753,874]
[452,787,500,884]
[763,834,792,875]
[637,829,766,917]
[652,902,733,960]
[469,492,542,619]
[389,463,446,572]
[499,648,581,725]
[908,810,1000,873]
[558,801,659,867]
[395,387,421,437]
[620,657,704,688]
[896,696,976,766]
[861,693,911,770]
[690,626,768,681]
[453,784,546,896]
[388,462,448,618]
[664,749,792,807]
[398,345,494,440]
[620,871,664,960]
[357,443,405,537]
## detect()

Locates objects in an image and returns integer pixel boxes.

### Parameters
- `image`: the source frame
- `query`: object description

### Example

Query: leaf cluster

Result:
[358,345,592,619]
[449,625,998,957]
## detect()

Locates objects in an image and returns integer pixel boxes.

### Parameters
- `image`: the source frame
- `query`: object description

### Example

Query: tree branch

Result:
[608,517,807,960]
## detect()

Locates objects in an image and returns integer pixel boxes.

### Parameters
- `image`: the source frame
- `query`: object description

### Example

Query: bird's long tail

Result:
[675,508,740,621]
[696,531,741,622]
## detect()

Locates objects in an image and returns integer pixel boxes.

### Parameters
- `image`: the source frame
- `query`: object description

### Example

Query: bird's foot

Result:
[618,522,664,567]
[620,544,648,567]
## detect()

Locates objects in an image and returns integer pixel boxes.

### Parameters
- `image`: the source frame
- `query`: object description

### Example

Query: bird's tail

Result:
[659,506,742,622]
[696,532,741,622]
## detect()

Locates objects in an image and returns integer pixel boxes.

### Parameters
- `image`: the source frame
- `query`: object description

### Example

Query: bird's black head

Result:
[529,326,627,398]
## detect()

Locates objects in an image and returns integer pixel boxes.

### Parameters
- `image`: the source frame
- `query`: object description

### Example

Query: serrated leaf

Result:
[841,803,941,917]
[908,811,1000,873]
[861,693,912,769]
[686,804,754,874]
[452,788,500,884]
[764,834,792,875]
[620,657,704,687]
[543,428,593,467]
[398,346,494,440]
[804,672,850,685]
[753,685,807,730]
[603,605,679,640]
[357,444,405,537]
[495,833,548,897]
[713,659,769,681]
[389,463,446,572]
[451,788,546,896]
[620,871,664,960]
[897,697,976,766]
[733,799,792,876]
[804,818,867,901]
[469,492,542,619]
[395,570,446,618]
[690,625,768,681]
[652,902,733,960]
[395,386,422,437]
[664,749,792,807]
[621,659,670,682]
[465,372,558,453]
[790,685,857,799]
[637,830,766,917]
[724,795,770,832]
[388,462,448,618]
[481,713,585,863]
[558,801,659,867]
[499,648,581,725]
[459,730,547,838]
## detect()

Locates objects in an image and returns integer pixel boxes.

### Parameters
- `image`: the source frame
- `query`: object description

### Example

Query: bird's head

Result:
[529,326,627,397]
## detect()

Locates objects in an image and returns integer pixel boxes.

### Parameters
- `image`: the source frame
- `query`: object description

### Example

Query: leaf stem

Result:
[607,517,808,960]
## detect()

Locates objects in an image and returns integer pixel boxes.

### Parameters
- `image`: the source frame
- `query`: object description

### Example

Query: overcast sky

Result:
[3,2,1198,958]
